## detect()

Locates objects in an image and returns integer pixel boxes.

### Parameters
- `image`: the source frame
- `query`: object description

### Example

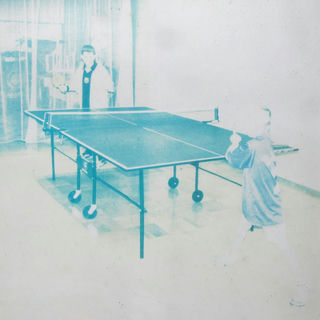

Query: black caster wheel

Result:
[168,177,179,189]
[192,190,203,202]
[68,190,82,203]
[83,205,98,219]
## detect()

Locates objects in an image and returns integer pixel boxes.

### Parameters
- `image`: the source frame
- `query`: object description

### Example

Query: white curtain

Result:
[0,0,135,143]
[113,0,133,106]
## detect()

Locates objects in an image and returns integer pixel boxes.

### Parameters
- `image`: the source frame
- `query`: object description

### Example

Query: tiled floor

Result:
[0,141,319,320]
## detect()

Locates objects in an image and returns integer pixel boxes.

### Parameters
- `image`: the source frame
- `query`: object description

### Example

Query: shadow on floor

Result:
[36,166,215,240]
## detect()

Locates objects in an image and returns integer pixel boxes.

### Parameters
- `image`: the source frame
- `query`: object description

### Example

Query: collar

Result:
[84,61,97,73]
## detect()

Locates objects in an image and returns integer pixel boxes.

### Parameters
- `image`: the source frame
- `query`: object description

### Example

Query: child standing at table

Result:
[219,107,309,307]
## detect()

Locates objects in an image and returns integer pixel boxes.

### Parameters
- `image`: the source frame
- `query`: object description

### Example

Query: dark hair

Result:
[81,45,96,55]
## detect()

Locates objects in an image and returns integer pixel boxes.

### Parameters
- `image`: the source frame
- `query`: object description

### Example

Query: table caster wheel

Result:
[168,177,179,189]
[192,190,203,202]
[83,205,98,219]
[68,190,82,203]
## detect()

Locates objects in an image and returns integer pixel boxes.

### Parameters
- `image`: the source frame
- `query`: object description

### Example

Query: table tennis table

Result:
[25,107,251,258]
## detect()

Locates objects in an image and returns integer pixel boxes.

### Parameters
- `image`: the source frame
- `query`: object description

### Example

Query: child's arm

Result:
[228,132,242,152]
[225,132,253,169]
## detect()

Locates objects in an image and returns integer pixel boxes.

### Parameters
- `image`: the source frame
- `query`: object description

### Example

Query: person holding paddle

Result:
[54,45,113,109]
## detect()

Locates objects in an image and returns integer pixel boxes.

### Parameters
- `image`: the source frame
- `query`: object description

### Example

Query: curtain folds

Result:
[0,0,134,143]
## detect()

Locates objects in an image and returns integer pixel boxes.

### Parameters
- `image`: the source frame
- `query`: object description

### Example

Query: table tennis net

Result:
[42,109,161,131]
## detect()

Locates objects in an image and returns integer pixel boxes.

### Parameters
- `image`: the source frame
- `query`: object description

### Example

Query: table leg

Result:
[195,162,199,191]
[92,154,97,206]
[168,165,179,188]
[76,145,81,191]
[68,144,82,203]
[192,162,203,202]
[139,169,145,259]
[50,131,55,180]
[82,153,98,219]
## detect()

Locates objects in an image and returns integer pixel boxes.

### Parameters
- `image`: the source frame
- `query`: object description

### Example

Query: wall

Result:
[135,0,320,148]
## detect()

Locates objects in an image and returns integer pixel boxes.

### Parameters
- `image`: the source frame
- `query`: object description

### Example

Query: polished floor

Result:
[0,141,319,320]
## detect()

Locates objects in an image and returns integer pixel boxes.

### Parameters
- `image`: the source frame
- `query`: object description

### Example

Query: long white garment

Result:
[226,136,283,227]
[68,62,113,108]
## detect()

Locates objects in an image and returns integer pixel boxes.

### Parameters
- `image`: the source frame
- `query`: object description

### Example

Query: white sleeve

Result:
[100,65,114,92]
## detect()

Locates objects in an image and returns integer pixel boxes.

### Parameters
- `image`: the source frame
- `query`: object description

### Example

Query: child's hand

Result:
[52,74,69,94]
[57,84,69,94]
[226,132,242,155]
[230,132,242,146]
